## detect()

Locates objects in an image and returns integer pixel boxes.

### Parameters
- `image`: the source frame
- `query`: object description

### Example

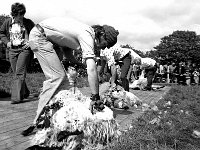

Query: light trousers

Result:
[29,27,70,124]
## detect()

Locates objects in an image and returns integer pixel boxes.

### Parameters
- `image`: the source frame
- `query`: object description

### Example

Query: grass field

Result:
[109,85,200,150]
[1,73,200,150]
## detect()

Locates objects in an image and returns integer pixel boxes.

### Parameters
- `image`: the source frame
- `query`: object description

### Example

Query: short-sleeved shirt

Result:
[9,21,27,46]
[39,17,95,60]
[101,45,141,67]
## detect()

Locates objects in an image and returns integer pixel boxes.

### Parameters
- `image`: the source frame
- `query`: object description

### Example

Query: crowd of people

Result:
[154,61,200,86]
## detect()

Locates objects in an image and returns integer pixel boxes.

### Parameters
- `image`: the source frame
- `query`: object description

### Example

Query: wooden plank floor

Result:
[0,86,170,150]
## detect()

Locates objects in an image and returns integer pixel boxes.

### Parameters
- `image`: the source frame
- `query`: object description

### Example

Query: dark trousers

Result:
[98,59,107,76]
[176,75,186,85]
[9,48,31,101]
[120,53,131,92]
[145,68,156,90]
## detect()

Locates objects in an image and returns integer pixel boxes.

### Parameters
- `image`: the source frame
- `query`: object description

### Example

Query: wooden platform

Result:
[0,86,170,150]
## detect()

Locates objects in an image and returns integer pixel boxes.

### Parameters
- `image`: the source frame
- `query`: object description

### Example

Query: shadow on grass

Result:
[21,97,38,103]
[17,93,39,103]
[0,89,38,103]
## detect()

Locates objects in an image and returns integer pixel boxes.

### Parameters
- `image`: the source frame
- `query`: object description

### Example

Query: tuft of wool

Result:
[101,84,142,109]
[30,88,120,150]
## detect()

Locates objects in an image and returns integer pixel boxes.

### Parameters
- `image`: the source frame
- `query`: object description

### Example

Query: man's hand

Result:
[7,42,12,49]
[89,94,105,114]
[22,40,30,49]
[22,41,30,49]
[89,100,105,114]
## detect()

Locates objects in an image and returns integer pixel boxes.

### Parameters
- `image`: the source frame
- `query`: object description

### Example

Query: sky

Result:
[1,0,200,52]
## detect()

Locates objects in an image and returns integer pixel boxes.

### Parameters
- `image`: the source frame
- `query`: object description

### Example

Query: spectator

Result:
[0,2,35,104]
[169,62,177,83]
[193,68,199,85]
[162,62,168,83]
[154,62,162,83]
[174,61,186,85]
[185,61,194,86]
[158,62,166,83]
[21,17,119,136]
[191,63,197,84]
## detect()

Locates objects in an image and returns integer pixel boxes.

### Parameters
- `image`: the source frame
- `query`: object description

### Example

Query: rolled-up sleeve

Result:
[78,30,95,61]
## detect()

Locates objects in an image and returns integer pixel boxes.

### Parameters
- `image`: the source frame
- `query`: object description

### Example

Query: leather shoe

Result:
[25,145,60,150]
[21,125,36,136]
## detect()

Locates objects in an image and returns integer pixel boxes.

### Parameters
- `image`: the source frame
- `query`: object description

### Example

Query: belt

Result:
[11,45,23,49]
[35,24,46,36]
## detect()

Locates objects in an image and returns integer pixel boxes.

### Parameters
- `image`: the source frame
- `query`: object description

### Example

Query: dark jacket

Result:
[0,17,35,45]
[174,65,186,75]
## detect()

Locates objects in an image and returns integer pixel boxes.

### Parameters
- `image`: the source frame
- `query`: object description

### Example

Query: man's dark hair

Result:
[11,2,26,17]
[92,25,119,48]
[91,25,105,40]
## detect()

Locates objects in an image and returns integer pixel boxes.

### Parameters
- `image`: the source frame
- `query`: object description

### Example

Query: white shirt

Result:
[39,17,95,59]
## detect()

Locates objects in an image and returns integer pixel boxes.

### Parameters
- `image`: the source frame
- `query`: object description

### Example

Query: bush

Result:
[0,59,10,73]
[0,88,11,98]
[0,72,89,96]
[27,58,43,73]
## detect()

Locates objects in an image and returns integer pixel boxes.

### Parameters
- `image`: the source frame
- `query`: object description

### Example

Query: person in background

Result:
[101,45,141,92]
[193,67,199,85]
[169,62,177,83]
[21,17,119,136]
[191,63,197,84]
[154,62,161,83]
[0,2,35,104]
[140,57,157,91]
[127,50,141,83]
[157,62,165,83]
[185,61,194,86]
[174,61,186,85]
